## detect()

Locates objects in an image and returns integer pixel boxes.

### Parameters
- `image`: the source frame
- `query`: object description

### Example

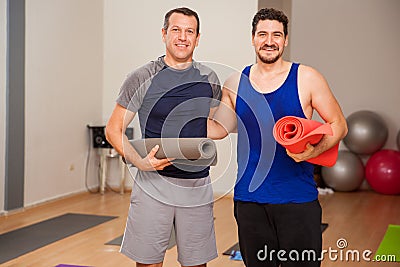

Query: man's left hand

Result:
[286,143,315,162]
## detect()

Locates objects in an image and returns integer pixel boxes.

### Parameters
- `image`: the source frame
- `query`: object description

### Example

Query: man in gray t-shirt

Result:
[106,7,221,267]
[116,55,220,179]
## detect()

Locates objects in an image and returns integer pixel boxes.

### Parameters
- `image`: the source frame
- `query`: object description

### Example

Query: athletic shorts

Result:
[120,170,217,266]
[234,200,322,267]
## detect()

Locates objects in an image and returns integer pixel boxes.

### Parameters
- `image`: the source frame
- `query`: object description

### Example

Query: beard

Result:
[256,44,284,64]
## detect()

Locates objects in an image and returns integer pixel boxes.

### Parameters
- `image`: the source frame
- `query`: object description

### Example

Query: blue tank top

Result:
[235,63,318,204]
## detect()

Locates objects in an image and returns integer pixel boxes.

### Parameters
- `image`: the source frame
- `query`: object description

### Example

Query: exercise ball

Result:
[343,110,388,155]
[365,149,400,195]
[321,150,364,192]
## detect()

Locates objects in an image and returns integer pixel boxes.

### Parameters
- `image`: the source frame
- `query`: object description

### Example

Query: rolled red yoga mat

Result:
[273,116,339,167]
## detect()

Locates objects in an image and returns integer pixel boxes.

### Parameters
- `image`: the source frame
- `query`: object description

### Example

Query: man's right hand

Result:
[135,145,174,171]
[105,104,173,171]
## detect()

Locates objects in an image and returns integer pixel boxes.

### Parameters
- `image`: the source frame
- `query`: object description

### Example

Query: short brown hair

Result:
[163,7,200,36]
[252,8,289,36]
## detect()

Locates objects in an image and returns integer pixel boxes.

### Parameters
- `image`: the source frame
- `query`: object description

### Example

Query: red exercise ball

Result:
[365,149,400,195]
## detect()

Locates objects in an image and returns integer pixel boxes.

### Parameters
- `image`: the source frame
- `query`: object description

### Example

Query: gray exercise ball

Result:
[343,110,388,155]
[321,150,364,192]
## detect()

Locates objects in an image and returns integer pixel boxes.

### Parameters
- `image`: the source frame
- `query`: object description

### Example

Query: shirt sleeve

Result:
[116,63,155,112]
[207,70,222,108]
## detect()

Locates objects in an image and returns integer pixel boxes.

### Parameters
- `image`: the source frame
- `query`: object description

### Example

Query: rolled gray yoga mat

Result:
[129,138,217,166]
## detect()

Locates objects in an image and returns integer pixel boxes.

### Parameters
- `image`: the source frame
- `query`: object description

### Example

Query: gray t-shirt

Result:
[117,56,221,178]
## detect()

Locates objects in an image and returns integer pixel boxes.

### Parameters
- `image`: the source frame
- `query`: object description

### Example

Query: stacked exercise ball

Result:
[365,150,400,195]
[321,151,364,191]
[321,110,400,194]
[342,110,388,155]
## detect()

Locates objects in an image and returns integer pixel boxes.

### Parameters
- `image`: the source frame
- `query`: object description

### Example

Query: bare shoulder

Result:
[298,64,329,90]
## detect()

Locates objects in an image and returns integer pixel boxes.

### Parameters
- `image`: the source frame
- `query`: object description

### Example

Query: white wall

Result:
[290,0,400,150]
[24,0,104,205]
[103,0,257,119]
[102,0,258,195]
[0,0,6,213]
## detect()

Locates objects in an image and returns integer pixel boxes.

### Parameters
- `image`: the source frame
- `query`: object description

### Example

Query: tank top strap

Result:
[242,65,251,77]
[241,63,299,83]
[285,63,299,86]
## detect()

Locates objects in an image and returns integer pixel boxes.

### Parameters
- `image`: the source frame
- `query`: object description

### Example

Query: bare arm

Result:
[207,73,239,139]
[287,65,348,162]
[105,104,172,171]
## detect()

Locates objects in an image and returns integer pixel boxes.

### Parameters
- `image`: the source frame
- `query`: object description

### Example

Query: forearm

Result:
[105,124,142,166]
[286,118,347,162]
[319,117,347,150]
[310,118,348,158]
[312,134,338,157]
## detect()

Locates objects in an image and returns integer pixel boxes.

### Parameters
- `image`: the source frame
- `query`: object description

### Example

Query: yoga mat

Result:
[223,223,329,256]
[0,213,117,264]
[273,116,339,167]
[130,138,217,166]
[374,224,400,262]
[223,242,240,256]
[105,235,123,246]
[105,230,176,249]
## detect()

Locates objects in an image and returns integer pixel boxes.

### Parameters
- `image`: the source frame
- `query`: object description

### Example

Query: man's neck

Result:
[254,59,289,75]
[163,55,193,70]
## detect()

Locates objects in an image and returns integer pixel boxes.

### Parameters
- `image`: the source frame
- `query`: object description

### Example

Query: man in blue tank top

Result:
[106,7,221,267]
[208,8,348,267]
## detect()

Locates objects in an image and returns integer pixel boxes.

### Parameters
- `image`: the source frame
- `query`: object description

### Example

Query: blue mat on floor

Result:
[0,213,117,264]
[223,223,329,259]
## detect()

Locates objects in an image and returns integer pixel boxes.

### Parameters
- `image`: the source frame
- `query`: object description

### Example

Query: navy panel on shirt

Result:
[138,65,214,178]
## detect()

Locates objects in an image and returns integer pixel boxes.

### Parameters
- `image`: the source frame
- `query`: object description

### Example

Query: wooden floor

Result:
[0,190,399,267]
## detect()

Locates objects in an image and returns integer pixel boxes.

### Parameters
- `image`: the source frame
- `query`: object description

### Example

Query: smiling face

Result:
[162,12,200,67]
[252,19,288,64]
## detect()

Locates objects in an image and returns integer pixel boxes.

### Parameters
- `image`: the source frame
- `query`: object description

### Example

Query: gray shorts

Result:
[120,170,217,266]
